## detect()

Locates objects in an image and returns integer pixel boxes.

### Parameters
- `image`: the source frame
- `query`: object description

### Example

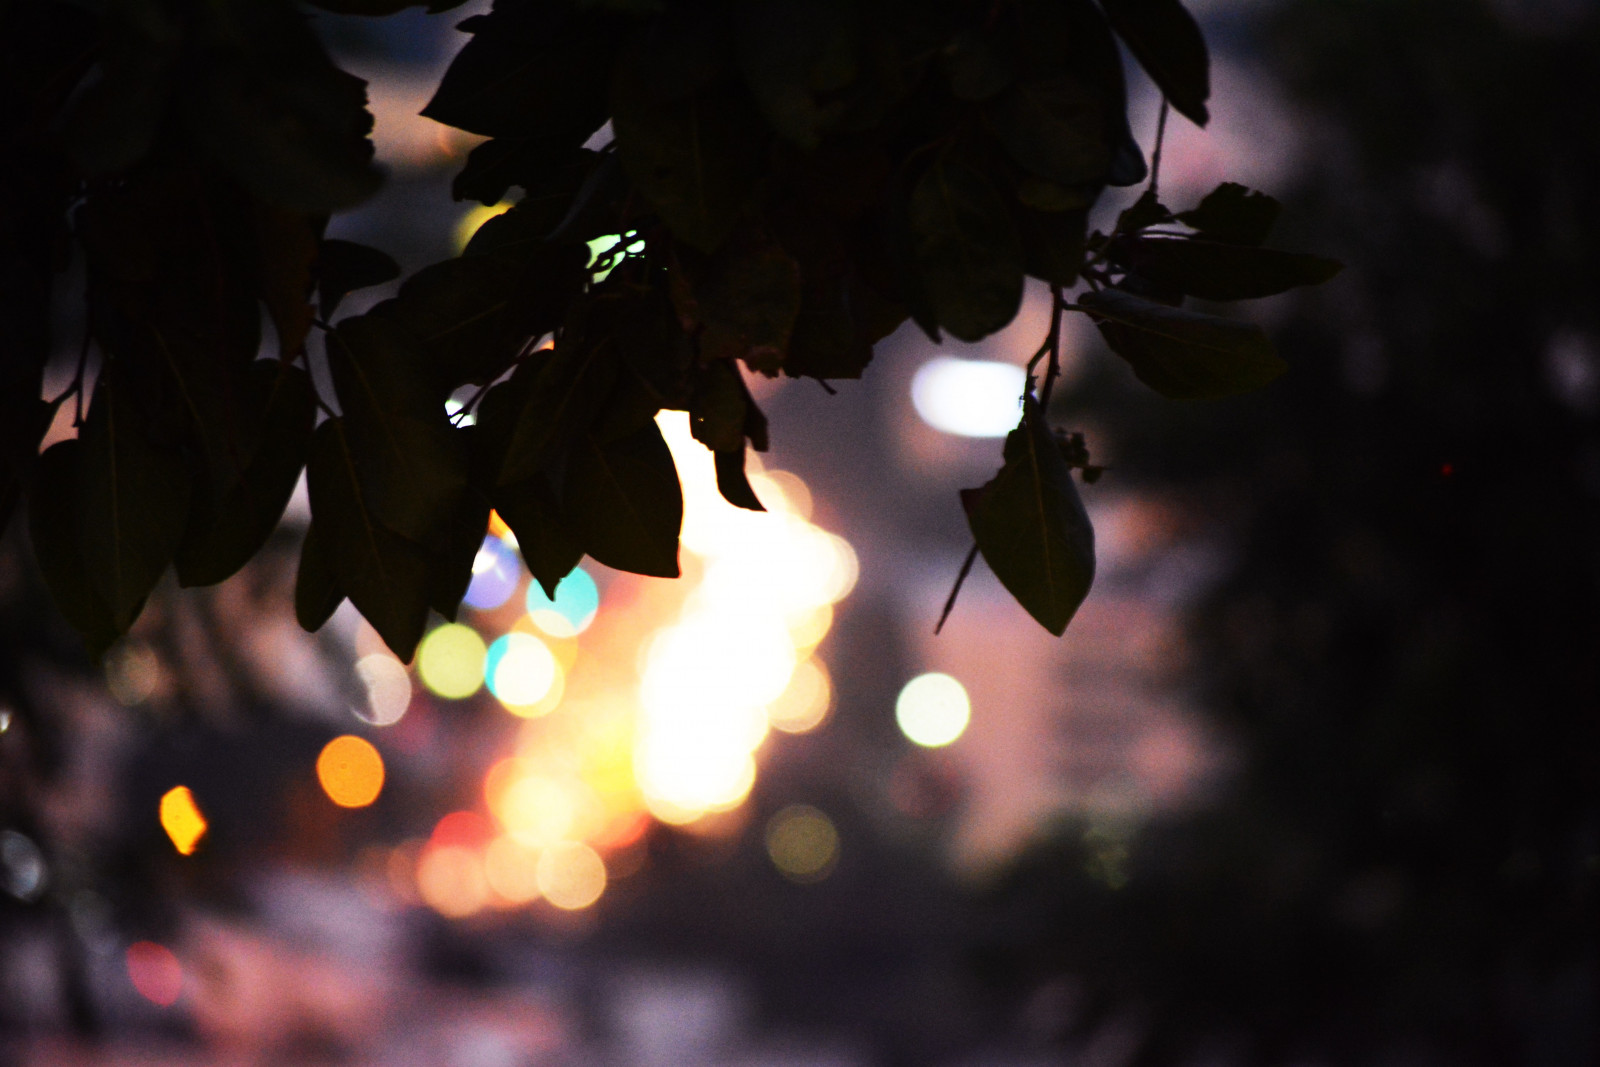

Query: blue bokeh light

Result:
[463,537,520,611]
[525,567,600,635]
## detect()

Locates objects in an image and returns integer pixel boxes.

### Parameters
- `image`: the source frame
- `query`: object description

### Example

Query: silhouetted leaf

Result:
[295,521,344,633]
[318,239,401,320]
[1176,182,1280,246]
[304,418,431,659]
[77,379,192,632]
[493,476,583,600]
[423,3,616,143]
[965,397,1095,635]
[1100,0,1210,126]
[257,206,322,357]
[497,306,625,486]
[986,76,1112,186]
[28,440,121,656]
[909,159,1024,342]
[564,421,682,578]
[429,484,491,621]
[736,0,859,148]
[690,360,751,453]
[1018,206,1088,286]
[1116,188,1171,233]
[715,447,765,512]
[1109,237,1344,300]
[175,363,316,587]
[941,29,1016,102]
[305,1,470,13]
[696,240,803,372]
[1078,287,1285,399]
[612,23,768,251]
[58,2,180,176]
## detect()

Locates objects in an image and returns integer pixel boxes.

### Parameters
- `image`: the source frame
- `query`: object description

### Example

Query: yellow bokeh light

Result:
[488,633,560,714]
[159,786,207,856]
[536,841,607,910]
[417,623,487,699]
[765,804,839,883]
[416,844,489,918]
[317,735,385,808]
[498,774,576,848]
[768,658,832,734]
[483,837,542,904]
[895,672,971,748]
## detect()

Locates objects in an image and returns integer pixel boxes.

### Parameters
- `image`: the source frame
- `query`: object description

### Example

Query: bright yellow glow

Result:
[895,672,971,747]
[417,623,487,700]
[158,786,207,856]
[768,659,832,734]
[416,844,489,918]
[751,469,812,520]
[536,841,606,909]
[788,603,833,650]
[483,837,542,904]
[316,735,385,808]
[498,775,576,848]
[354,653,410,726]
[765,804,839,883]
[453,202,509,253]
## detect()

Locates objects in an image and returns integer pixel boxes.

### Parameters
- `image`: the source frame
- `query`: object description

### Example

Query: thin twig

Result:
[1148,98,1171,200]
[934,543,981,635]
[70,319,93,426]
[1038,285,1067,409]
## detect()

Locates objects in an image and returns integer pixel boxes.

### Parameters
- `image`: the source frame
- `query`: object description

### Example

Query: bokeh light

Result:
[417,623,487,699]
[158,786,207,856]
[765,805,840,883]
[485,632,560,713]
[316,735,385,808]
[483,837,542,904]
[525,567,600,637]
[353,653,410,726]
[896,673,971,747]
[536,841,606,909]
[497,774,577,847]
[416,844,489,918]
[768,658,832,734]
[911,357,1026,437]
[106,641,160,706]
[463,536,520,611]
[126,941,182,1007]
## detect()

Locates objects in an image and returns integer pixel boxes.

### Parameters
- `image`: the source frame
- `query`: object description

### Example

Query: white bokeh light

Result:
[911,358,1026,437]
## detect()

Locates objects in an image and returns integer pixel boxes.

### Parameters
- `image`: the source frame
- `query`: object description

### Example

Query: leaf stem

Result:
[1148,98,1171,200]
[934,542,981,635]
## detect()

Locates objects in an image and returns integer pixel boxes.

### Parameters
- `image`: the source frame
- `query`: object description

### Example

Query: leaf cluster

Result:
[2,0,1338,660]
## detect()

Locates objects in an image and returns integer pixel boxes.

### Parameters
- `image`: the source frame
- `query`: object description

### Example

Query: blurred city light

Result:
[125,941,182,1007]
[0,830,47,901]
[911,357,1026,437]
[316,735,386,808]
[417,622,487,699]
[485,632,560,713]
[158,786,208,856]
[353,653,411,726]
[536,841,607,910]
[525,566,600,637]
[765,805,840,883]
[896,673,971,747]
[768,659,833,734]
[416,843,489,918]
[463,536,521,611]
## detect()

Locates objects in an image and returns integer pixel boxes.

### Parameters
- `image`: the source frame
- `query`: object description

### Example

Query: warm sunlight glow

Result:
[159,786,207,856]
[896,673,971,747]
[317,735,385,808]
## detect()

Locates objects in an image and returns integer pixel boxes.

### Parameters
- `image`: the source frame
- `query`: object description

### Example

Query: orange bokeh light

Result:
[159,786,207,856]
[316,735,385,808]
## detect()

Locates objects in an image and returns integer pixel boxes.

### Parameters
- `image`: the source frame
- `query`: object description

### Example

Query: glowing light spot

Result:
[353,654,410,726]
[488,510,515,545]
[417,623,487,699]
[765,805,839,883]
[911,357,1025,437]
[454,202,509,253]
[895,673,971,747]
[536,841,606,909]
[463,537,520,611]
[587,234,645,283]
[768,659,832,734]
[0,830,47,902]
[106,642,160,706]
[316,735,385,808]
[416,844,489,918]
[432,810,494,850]
[484,837,542,904]
[126,941,183,1007]
[159,786,207,856]
[751,469,812,519]
[485,633,559,712]
[525,568,599,637]
[788,603,834,650]
[497,774,578,847]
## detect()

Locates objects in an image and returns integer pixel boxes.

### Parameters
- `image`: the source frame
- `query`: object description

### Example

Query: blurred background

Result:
[2,0,1597,1064]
